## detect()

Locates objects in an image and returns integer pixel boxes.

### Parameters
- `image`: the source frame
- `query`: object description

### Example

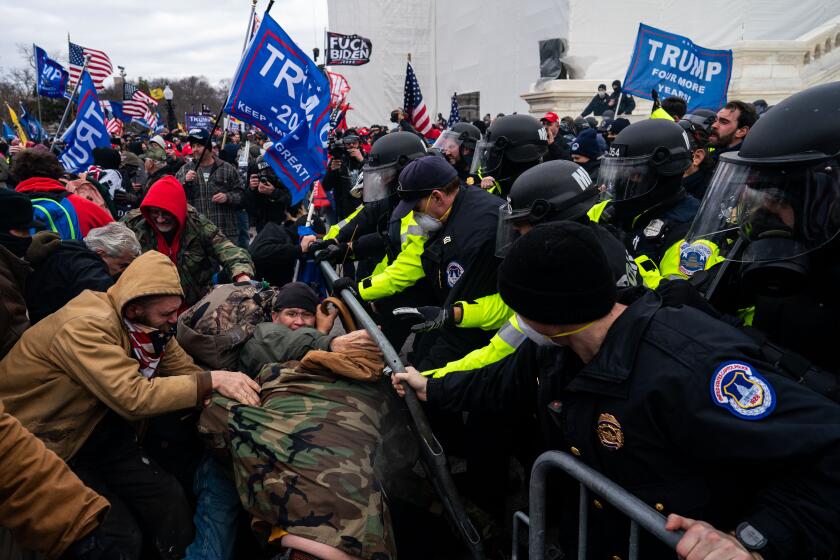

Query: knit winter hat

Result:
[272,282,319,314]
[498,221,617,325]
[571,129,603,160]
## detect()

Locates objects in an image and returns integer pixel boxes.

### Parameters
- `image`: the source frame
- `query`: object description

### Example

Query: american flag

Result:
[447,93,460,127]
[123,81,157,119]
[403,61,432,136]
[106,118,123,137]
[327,71,350,108]
[68,42,113,92]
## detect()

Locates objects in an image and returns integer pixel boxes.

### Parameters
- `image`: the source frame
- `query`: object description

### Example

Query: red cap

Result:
[540,112,560,124]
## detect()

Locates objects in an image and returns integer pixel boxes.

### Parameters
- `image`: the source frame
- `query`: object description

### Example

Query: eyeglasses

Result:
[276,309,314,320]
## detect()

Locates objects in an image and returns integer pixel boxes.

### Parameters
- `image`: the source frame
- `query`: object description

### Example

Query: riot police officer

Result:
[404,159,639,379]
[391,156,503,371]
[470,114,548,197]
[307,131,427,269]
[682,81,840,376]
[431,122,482,180]
[595,118,700,288]
[394,221,840,560]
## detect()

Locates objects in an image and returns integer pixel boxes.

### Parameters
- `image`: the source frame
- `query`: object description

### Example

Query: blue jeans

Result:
[184,454,241,560]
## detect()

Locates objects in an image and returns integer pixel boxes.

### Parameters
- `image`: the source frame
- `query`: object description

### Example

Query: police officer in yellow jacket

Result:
[406,160,638,378]
[595,119,701,289]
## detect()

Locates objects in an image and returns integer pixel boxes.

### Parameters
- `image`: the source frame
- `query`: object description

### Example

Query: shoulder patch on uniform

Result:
[678,242,712,276]
[710,361,776,420]
[466,176,475,186]
[446,261,464,288]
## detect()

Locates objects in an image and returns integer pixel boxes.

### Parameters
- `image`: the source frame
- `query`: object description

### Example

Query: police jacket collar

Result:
[565,289,661,397]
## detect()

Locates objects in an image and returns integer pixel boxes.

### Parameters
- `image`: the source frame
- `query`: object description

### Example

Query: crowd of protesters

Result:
[2,74,840,560]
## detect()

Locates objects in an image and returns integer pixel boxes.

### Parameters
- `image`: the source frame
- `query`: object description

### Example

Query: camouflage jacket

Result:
[239,323,334,377]
[122,206,255,307]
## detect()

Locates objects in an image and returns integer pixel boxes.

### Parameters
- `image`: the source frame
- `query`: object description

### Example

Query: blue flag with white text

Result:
[224,11,331,204]
[35,44,69,99]
[58,72,111,172]
[107,101,133,123]
[621,23,732,112]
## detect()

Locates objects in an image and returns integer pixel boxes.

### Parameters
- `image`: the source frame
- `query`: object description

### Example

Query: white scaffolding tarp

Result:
[327,0,839,128]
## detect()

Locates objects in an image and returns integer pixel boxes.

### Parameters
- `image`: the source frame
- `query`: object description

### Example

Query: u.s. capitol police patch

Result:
[446,261,464,287]
[710,361,776,420]
[678,242,712,276]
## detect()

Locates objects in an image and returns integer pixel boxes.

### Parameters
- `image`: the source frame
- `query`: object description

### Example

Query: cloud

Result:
[0,0,328,86]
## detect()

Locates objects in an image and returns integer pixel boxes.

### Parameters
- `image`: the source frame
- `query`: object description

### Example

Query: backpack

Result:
[30,193,81,240]
[176,281,276,370]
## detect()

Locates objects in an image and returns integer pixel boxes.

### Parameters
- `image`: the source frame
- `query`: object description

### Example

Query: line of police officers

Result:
[303,82,840,559]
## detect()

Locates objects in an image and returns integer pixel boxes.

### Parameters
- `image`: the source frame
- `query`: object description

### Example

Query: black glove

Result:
[656,278,721,319]
[331,276,358,297]
[112,189,136,207]
[314,242,352,263]
[393,305,454,333]
[308,238,338,255]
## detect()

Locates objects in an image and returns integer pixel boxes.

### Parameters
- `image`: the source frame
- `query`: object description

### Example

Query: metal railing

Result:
[320,262,484,559]
[518,450,683,560]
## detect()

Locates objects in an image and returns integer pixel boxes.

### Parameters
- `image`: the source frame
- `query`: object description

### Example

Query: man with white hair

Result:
[24,223,142,323]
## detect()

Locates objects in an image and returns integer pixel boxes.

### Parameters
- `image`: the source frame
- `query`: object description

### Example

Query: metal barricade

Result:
[319,262,484,559]
[517,450,683,560]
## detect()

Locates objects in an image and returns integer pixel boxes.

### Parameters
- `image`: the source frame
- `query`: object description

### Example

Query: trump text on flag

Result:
[621,24,733,112]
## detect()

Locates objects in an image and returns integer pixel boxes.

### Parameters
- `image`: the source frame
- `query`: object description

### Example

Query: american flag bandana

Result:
[124,320,174,378]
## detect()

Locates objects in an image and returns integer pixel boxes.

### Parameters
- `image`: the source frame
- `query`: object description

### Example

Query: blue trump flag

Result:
[19,103,45,143]
[224,11,331,205]
[621,23,732,112]
[34,44,69,99]
[107,101,133,123]
[58,71,110,172]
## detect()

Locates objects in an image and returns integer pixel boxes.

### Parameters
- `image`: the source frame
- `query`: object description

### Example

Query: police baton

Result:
[319,261,485,559]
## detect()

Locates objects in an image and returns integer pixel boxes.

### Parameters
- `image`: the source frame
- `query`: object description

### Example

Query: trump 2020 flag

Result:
[34,45,69,99]
[59,71,111,172]
[621,23,732,112]
[225,10,331,205]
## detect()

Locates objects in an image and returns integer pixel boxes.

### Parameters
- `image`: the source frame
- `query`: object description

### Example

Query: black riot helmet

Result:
[686,81,840,295]
[496,160,599,255]
[599,119,692,225]
[470,114,548,191]
[361,131,427,203]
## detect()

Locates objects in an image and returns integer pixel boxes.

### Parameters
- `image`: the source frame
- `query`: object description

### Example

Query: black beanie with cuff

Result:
[497,221,617,325]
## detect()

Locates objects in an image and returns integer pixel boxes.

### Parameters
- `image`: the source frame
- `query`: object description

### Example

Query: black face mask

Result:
[0,232,32,258]
[739,238,809,297]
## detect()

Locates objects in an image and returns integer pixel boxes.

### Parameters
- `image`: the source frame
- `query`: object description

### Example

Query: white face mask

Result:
[598,91,607,98]
[516,314,595,346]
[414,212,443,233]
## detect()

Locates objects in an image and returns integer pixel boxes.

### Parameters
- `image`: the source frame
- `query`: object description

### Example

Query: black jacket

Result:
[249,220,301,287]
[24,233,113,324]
[414,186,503,370]
[581,94,611,117]
[244,181,292,232]
[322,155,364,221]
[428,291,840,559]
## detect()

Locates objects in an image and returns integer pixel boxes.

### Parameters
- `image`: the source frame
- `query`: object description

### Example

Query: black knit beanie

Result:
[272,282,319,314]
[498,221,617,324]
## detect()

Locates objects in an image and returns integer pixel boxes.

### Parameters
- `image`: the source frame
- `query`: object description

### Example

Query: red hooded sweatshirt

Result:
[140,176,187,262]
[16,177,113,237]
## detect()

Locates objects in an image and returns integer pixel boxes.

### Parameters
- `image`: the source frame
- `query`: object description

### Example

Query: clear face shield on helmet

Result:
[685,158,840,263]
[495,202,522,257]
[470,137,506,176]
[431,130,465,164]
[597,155,659,202]
[361,165,398,203]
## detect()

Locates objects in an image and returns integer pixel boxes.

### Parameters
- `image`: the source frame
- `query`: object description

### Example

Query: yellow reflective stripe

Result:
[660,238,724,280]
[325,204,363,240]
[458,293,513,331]
[423,318,522,378]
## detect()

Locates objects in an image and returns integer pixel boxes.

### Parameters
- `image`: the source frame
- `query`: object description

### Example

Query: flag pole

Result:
[51,54,90,152]
[32,44,43,139]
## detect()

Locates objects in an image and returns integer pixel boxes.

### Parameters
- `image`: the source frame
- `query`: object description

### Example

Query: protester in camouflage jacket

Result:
[122,176,254,307]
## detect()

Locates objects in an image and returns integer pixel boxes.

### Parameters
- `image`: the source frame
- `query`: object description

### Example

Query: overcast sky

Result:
[0,0,328,87]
